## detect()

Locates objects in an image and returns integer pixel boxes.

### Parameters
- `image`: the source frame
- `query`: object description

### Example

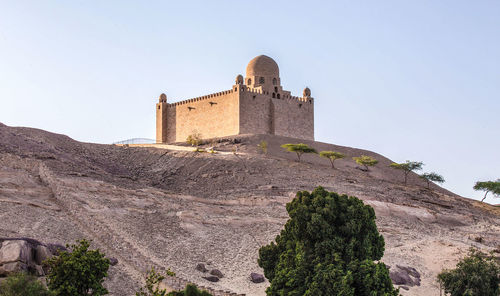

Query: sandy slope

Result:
[0,124,498,295]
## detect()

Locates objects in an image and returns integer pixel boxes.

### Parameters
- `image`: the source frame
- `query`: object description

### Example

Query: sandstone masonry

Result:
[156,55,314,143]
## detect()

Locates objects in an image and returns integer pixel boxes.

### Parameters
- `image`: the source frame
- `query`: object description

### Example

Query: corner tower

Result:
[156,93,168,143]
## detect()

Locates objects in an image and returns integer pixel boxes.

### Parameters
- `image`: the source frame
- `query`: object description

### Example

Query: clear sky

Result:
[1,1,499,203]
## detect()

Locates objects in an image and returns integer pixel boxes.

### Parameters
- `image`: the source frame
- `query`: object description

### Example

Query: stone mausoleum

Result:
[156,55,314,143]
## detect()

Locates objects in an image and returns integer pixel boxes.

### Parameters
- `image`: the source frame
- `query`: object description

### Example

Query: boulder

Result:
[202,276,219,282]
[389,269,413,286]
[209,269,223,278]
[35,245,52,265]
[389,265,420,287]
[250,272,265,283]
[396,265,420,279]
[0,261,28,276]
[0,240,32,265]
[196,263,208,273]
[109,257,118,266]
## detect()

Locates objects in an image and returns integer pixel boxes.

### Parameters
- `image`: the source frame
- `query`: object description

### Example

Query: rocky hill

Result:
[0,123,499,295]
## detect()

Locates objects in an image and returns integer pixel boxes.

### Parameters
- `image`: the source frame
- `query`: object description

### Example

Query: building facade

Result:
[156,55,314,143]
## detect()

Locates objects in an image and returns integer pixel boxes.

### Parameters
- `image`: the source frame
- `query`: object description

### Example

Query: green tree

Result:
[473,179,500,202]
[437,248,500,296]
[258,187,398,296]
[319,151,345,168]
[0,272,52,296]
[352,155,378,171]
[389,161,424,185]
[281,143,317,162]
[419,172,445,189]
[46,239,110,296]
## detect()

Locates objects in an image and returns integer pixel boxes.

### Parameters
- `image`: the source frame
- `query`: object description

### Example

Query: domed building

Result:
[156,55,314,143]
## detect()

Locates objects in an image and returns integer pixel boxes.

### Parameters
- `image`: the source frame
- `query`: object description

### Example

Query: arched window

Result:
[274,87,278,92]
[272,93,276,98]
[247,78,252,85]
[259,77,265,84]
[277,94,280,99]
[272,78,277,85]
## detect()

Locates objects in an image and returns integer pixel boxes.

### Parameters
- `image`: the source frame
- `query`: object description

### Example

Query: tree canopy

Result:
[46,239,110,296]
[419,172,445,189]
[473,180,500,202]
[389,161,423,185]
[437,248,500,296]
[258,187,398,296]
[319,151,345,168]
[281,143,317,162]
[352,155,378,171]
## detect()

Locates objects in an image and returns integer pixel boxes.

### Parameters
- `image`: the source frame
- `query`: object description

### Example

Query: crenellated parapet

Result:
[167,89,235,108]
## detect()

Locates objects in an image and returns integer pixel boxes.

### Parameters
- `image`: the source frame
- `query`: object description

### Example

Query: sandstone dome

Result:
[246,55,279,77]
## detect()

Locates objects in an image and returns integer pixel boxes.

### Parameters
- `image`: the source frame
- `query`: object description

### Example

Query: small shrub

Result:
[258,140,268,154]
[0,272,51,296]
[167,284,212,296]
[186,131,202,147]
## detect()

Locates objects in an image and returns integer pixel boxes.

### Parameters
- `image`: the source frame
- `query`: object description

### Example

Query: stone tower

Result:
[156,93,168,143]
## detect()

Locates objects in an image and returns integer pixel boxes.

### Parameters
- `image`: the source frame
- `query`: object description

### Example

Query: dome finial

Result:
[159,93,167,103]
[303,87,311,98]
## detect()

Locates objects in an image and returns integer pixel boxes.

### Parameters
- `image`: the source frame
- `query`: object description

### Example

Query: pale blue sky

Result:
[1,1,499,203]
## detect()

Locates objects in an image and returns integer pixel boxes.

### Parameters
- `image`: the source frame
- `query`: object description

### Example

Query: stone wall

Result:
[167,90,239,143]
[239,90,272,135]
[273,97,314,141]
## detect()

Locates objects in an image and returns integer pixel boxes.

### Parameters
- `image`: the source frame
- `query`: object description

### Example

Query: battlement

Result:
[167,89,235,108]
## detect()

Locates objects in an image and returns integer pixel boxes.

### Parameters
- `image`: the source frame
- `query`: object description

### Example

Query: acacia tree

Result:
[281,143,317,162]
[473,179,500,202]
[389,161,424,185]
[258,187,398,296]
[419,172,445,189]
[319,151,345,168]
[437,248,500,296]
[352,155,378,171]
[46,239,110,296]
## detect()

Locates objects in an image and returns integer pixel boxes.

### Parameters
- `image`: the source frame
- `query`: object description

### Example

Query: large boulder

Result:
[389,265,421,287]
[0,262,29,276]
[0,240,32,265]
[35,245,52,265]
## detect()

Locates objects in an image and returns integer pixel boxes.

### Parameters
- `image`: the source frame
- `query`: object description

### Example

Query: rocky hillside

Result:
[0,123,498,295]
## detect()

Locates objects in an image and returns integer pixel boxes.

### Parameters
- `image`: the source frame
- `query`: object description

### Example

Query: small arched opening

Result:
[277,93,280,99]
[272,78,277,85]
[272,93,276,98]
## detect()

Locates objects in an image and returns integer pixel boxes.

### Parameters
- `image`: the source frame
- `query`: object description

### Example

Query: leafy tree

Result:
[0,272,52,296]
[281,143,317,162]
[389,161,424,185]
[352,155,378,171]
[473,179,500,202]
[419,172,445,189]
[258,187,398,296]
[319,151,345,168]
[46,239,110,296]
[437,248,500,296]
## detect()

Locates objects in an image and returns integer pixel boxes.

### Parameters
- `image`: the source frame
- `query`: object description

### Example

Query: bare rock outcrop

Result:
[0,238,61,277]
